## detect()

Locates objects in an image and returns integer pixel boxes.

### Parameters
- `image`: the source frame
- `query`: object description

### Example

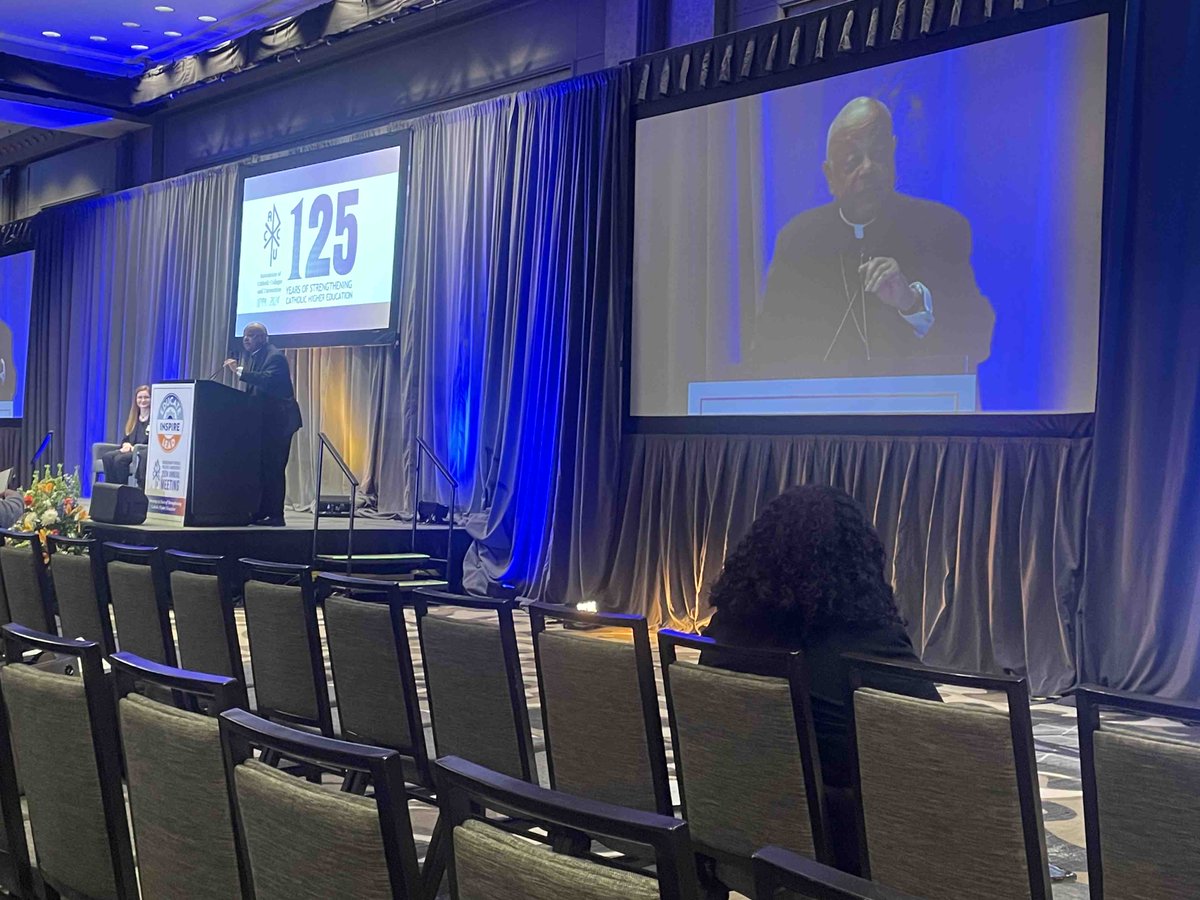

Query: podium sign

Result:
[145,383,196,525]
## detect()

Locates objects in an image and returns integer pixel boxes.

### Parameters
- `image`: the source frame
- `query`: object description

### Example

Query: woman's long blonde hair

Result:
[125,385,151,436]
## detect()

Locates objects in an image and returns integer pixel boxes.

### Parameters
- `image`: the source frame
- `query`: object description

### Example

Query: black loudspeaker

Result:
[89,483,148,525]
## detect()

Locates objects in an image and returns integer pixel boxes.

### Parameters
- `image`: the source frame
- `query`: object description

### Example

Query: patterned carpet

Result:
[227,604,1195,897]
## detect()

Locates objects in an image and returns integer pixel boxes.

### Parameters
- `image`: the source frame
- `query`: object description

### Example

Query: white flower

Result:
[40,509,58,526]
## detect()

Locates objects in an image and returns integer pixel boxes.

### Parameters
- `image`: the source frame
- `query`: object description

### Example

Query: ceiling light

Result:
[198,15,217,23]
[164,30,182,37]
[42,30,61,38]
[131,43,149,51]
[154,5,175,12]
[122,21,140,28]
[89,35,108,42]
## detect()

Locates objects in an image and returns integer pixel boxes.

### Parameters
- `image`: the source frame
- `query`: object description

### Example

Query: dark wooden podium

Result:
[145,380,262,527]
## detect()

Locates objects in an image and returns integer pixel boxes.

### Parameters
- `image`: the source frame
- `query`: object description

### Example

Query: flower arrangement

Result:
[17,465,89,542]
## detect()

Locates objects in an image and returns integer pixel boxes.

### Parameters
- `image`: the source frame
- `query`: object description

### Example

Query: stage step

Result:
[316,552,431,564]
[313,552,447,579]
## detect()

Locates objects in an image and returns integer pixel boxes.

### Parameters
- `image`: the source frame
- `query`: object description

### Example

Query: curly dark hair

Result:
[707,484,902,639]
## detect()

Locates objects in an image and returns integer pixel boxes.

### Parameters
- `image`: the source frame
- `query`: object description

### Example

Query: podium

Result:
[144,380,262,526]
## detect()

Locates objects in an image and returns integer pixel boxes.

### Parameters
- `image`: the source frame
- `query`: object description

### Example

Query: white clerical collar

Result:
[838,207,876,240]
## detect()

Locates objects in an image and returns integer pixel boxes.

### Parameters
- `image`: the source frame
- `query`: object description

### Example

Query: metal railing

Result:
[312,432,359,573]
[413,436,457,584]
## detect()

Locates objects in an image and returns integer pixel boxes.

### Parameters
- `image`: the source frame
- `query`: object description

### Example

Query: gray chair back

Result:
[112,651,243,900]
[0,624,137,900]
[0,531,53,633]
[414,589,536,782]
[846,656,1050,900]
[315,573,431,789]
[529,602,671,814]
[103,542,176,665]
[46,535,115,651]
[658,629,829,895]
[239,558,333,735]
[219,708,422,899]
[1077,685,1200,900]
[438,755,700,900]
[167,551,247,692]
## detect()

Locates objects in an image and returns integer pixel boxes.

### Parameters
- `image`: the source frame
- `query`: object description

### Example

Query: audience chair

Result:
[314,573,433,793]
[239,558,334,737]
[1076,684,1200,900]
[658,629,831,896]
[752,846,925,900]
[166,551,248,698]
[413,588,536,782]
[0,529,55,634]
[219,707,422,899]
[0,638,32,899]
[111,651,244,900]
[528,601,671,815]
[845,654,1051,900]
[45,535,116,651]
[0,624,137,900]
[103,541,176,665]
[437,755,700,900]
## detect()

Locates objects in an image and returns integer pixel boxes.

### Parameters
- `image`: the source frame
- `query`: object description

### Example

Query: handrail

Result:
[415,436,457,488]
[413,437,457,590]
[318,433,360,487]
[312,433,359,574]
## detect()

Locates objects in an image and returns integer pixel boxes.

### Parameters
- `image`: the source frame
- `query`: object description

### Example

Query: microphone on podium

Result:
[204,360,232,381]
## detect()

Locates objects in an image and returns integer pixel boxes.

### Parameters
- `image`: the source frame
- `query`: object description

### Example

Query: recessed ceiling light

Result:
[41,30,61,38]
[131,43,149,51]
[122,21,140,28]
[154,5,175,12]
[89,35,108,42]
[198,15,217,23]
[164,30,182,37]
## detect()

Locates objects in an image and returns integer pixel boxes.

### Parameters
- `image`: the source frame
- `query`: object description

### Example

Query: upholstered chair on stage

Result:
[239,558,335,738]
[314,573,433,794]
[527,601,672,816]
[1075,685,1200,900]
[412,589,536,783]
[0,528,54,634]
[436,755,700,900]
[111,651,244,900]
[657,629,831,897]
[752,846,925,900]
[46,535,116,651]
[219,707,423,899]
[844,655,1052,900]
[103,541,176,665]
[166,550,247,700]
[0,624,137,900]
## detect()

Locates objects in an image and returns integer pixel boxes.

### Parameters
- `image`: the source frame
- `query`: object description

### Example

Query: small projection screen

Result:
[0,247,35,421]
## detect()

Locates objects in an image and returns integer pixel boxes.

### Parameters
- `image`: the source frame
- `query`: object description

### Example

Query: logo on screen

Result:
[262,204,281,267]
[155,393,185,453]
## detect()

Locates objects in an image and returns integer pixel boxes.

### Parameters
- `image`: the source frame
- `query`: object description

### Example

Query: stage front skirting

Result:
[580,432,1090,697]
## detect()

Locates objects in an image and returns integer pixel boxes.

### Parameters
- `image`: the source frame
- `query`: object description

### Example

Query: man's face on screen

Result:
[823,109,897,222]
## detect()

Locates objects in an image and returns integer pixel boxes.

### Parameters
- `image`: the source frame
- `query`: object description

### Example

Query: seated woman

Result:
[102,385,151,487]
[700,484,939,870]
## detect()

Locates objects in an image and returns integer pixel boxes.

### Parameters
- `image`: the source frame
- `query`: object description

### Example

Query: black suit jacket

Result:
[238,344,302,436]
[700,610,941,789]
[753,193,995,372]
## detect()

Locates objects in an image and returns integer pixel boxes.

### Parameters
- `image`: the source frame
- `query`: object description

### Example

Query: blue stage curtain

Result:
[1079,0,1200,696]
[22,167,238,489]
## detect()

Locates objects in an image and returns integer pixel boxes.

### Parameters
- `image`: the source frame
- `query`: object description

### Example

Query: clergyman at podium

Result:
[224,323,302,527]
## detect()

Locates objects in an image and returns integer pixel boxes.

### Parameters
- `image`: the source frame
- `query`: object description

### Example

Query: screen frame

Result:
[624,0,1131,438]
[0,240,35,427]
[229,129,413,351]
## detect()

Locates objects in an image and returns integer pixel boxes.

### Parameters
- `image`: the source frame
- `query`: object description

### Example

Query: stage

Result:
[88,511,470,584]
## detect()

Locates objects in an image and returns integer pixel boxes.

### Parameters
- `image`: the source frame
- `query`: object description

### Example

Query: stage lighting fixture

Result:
[417,501,450,524]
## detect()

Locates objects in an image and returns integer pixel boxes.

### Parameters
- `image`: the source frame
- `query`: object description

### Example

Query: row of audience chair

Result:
[0,530,1190,898]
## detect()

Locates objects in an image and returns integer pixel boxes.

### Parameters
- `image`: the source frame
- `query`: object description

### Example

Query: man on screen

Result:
[752,97,994,371]
[224,323,302,527]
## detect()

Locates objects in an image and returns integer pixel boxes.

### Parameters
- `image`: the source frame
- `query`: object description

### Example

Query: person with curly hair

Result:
[701,484,938,869]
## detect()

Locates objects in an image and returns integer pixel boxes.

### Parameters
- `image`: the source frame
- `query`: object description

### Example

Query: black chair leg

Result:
[421,816,447,900]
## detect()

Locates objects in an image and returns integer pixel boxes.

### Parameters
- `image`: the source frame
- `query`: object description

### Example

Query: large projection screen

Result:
[0,248,35,421]
[632,15,1109,418]
[233,134,411,348]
